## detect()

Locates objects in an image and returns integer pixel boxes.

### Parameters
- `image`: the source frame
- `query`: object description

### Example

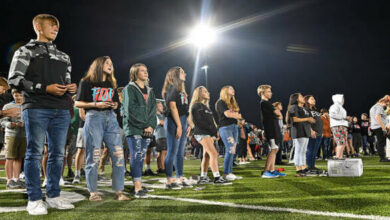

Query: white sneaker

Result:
[26,200,48,215]
[225,174,236,181]
[59,177,65,186]
[42,179,47,188]
[231,174,243,180]
[19,172,25,180]
[46,196,75,210]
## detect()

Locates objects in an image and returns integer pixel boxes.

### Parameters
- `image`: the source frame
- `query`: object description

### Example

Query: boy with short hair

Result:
[1,89,26,189]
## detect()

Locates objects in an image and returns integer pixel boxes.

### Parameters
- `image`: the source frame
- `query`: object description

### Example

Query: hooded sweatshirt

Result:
[8,39,72,110]
[329,94,348,128]
[122,82,157,137]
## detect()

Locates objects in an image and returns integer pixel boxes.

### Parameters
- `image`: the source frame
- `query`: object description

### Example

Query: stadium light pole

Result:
[201,65,209,88]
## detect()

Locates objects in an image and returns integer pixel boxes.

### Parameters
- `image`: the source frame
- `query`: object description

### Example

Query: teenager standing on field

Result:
[215,86,243,181]
[75,56,129,202]
[162,66,191,189]
[8,14,77,215]
[189,86,228,184]
[122,63,157,198]
[258,85,286,178]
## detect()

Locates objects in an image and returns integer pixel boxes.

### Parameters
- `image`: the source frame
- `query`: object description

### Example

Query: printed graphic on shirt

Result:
[92,87,115,102]
[361,121,369,127]
[180,93,188,105]
[143,93,149,101]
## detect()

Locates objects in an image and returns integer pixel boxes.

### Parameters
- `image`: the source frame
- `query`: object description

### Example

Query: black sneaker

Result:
[66,169,75,178]
[6,180,19,189]
[157,169,166,174]
[134,190,148,198]
[15,180,26,189]
[141,186,154,193]
[143,169,157,176]
[213,177,230,185]
[197,176,210,184]
[165,182,182,190]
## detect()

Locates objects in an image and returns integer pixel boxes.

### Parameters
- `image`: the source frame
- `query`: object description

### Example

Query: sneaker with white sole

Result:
[231,174,243,180]
[41,178,47,188]
[225,174,236,181]
[26,200,48,215]
[46,197,75,210]
[59,177,65,186]
[72,175,81,184]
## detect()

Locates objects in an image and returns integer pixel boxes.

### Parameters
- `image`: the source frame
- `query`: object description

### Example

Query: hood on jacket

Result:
[332,94,344,106]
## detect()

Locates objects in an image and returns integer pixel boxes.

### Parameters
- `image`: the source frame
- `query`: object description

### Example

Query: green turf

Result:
[0,156,389,219]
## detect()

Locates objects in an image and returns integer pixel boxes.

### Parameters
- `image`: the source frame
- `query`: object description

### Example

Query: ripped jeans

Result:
[126,136,151,182]
[219,124,239,175]
[84,110,125,193]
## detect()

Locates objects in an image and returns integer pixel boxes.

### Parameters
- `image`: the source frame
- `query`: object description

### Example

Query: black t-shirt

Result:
[191,103,217,136]
[134,82,148,101]
[76,79,119,112]
[260,99,279,140]
[215,99,237,127]
[164,86,189,117]
[360,119,369,136]
[288,104,311,138]
[352,122,361,134]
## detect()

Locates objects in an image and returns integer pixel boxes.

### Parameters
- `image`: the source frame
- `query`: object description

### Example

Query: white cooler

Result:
[327,158,363,177]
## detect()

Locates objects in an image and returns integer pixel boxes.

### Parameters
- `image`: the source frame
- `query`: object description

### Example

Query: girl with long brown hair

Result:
[162,66,191,189]
[75,56,129,201]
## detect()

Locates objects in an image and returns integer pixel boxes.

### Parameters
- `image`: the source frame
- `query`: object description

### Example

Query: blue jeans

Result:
[306,136,322,169]
[219,124,239,175]
[362,135,368,154]
[23,109,70,201]
[84,110,124,192]
[127,136,151,182]
[164,115,188,178]
[321,137,331,159]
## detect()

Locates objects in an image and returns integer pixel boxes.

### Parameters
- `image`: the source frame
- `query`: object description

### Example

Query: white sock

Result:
[12,178,18,182]
[212,172,220,178]
[146,164,151,170]
[76,170,81,176]
[7,178,11,183]
[201,172,207,177]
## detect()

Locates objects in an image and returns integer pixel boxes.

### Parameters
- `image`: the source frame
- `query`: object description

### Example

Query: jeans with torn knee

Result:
[84,110,125,192]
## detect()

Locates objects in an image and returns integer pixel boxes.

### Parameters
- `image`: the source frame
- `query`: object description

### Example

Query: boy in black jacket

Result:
[8,14,77,215]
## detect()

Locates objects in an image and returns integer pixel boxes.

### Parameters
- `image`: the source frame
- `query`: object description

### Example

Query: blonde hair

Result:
[257,84,271,96]
[273,102,282,108]
[219,86,239,112]
[161,66,187,98]
[378,95,390,105]
[188,86,208,128]
[129,63,147,82]
[33,14,59,34]
[82,56,117,88]
[188,86,217,129]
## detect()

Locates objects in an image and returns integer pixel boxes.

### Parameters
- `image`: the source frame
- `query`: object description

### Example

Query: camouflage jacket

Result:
[8,39,72,110]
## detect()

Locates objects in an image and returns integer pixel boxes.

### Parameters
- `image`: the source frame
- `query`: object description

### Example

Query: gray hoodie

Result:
[329,94,348,128]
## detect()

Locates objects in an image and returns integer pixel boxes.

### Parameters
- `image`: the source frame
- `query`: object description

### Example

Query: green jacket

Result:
[122,82,157,137]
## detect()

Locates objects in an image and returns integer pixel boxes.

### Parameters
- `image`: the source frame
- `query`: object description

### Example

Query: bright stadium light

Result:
[188,25,216,49]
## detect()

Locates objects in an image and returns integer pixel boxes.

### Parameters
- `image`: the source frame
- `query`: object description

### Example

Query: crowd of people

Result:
[1,13,390,215]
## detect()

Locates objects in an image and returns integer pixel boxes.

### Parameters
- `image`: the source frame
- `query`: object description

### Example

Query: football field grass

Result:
[1,156,390,219]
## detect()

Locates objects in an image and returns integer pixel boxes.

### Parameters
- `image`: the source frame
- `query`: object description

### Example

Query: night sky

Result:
[1,0,389,125]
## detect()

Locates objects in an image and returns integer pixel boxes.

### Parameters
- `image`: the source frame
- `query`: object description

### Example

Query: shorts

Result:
[348,133,353,140]
[5,136,27,159]
[331,126,348,146]
[67,134,77,155]
[148,136,156,148]
[76,128,85,148]
[194,135,214,143]
[156,138,167,152]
